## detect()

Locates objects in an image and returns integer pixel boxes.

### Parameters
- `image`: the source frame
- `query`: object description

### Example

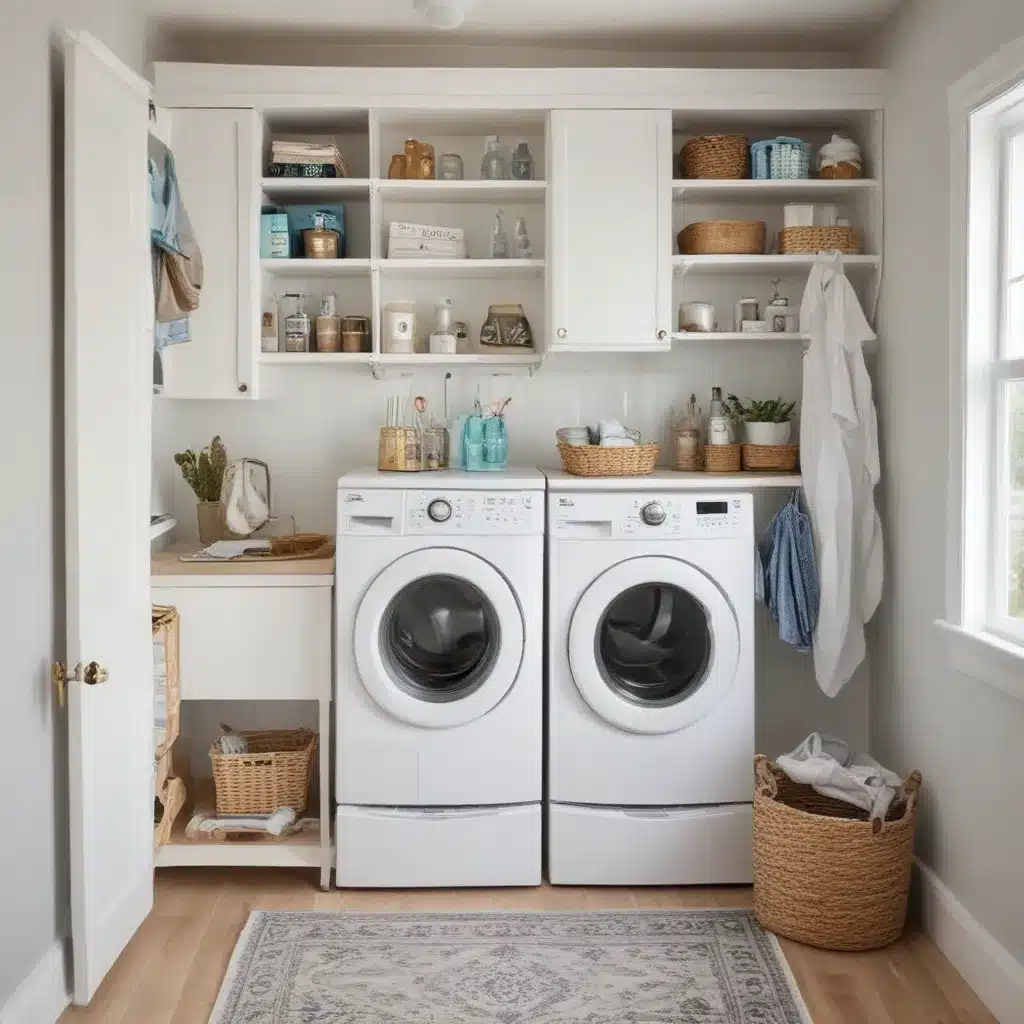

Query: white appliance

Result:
[335,468,545,887]
[545,469,755,886]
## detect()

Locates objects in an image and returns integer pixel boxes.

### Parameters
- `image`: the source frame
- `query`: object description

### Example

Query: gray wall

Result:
[0,1,144,1008]
[861,0,1024,964]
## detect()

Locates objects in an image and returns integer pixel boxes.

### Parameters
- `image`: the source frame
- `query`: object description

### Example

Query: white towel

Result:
[777,733,902,823]
[600,436,637,448]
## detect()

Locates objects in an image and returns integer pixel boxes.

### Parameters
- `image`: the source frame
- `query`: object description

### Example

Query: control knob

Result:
[427,499,452,523]
[641,501,666,526]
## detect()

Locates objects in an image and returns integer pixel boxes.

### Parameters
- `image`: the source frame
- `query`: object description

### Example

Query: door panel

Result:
[65,30,153,1004]
[549,109,672,351]
[159,108,257,399]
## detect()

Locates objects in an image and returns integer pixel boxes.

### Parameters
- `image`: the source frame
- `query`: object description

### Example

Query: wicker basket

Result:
[679,135,749,179]
[779,226,859,255]
[152,606,180,760]
[154,774,186,851]
[703,444,742,473]
[753,755,923,951]
[679,221,766,256]
[557,442,660,477]
[742,444,799,472]
[819,161,862,180]
[210,728,317,815]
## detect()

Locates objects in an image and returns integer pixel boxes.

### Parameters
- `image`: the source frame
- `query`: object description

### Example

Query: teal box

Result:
[260,212,290,258]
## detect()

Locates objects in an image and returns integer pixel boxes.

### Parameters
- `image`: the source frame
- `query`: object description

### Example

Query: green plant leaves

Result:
[174,435,227,501]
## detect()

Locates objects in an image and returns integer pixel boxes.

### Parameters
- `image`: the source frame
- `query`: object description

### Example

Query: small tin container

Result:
[303,212,340,259]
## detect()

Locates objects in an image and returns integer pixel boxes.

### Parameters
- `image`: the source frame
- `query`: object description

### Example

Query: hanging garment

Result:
[799,254,883,696]
[758,489,820,651]
[777,732,902,825]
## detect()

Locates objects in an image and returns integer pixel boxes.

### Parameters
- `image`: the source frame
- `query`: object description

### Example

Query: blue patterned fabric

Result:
[149,151,190,349]
[759,490,820,651]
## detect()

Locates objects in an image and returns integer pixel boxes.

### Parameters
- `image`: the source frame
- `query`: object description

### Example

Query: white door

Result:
[159,108,258,399]
[567,556,740,735]
[354,548,525,728]
[65,31,154,1004]
[549,109,672,352]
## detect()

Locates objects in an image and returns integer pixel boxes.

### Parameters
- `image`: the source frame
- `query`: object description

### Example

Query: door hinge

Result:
[51,661,110,708]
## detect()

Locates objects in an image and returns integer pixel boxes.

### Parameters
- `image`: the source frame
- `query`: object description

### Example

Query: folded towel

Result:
[600,436,636,448]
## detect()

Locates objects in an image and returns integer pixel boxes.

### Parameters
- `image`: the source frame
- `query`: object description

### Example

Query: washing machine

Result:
[546,469,755,886]
[335,468,545,887]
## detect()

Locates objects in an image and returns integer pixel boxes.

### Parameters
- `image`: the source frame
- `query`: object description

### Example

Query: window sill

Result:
[935,620,1024,702]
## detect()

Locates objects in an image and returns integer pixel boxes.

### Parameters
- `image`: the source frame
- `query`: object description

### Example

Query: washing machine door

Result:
[568,555,740,735]
[354,547,524,728]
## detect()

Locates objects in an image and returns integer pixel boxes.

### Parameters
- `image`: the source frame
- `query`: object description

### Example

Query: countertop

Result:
[152,543,335,580]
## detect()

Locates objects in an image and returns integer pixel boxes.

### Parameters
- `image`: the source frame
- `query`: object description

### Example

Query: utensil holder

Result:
[378,427,422,472]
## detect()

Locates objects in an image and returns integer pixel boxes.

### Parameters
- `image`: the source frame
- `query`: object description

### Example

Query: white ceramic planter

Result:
[744,421,791,445]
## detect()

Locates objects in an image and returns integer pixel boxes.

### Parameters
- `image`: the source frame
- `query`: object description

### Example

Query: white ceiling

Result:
[145,0,903,40]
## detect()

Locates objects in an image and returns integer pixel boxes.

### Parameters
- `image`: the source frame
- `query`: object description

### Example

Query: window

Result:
[945,44,1024,699]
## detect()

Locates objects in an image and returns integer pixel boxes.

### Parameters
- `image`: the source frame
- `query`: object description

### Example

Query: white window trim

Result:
[942,34,1024,702]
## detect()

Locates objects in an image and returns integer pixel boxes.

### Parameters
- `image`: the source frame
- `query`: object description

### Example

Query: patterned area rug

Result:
[210,909,811,1024]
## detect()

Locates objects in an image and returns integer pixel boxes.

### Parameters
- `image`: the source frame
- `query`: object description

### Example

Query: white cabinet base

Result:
[548,802,753,886]
[336,804,541,888]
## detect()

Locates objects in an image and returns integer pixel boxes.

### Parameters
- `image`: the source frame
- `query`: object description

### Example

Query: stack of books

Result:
[388,222,467,259]
[268,139,350,178]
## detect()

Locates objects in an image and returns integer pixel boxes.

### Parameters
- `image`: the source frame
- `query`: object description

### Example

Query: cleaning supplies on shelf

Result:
[707,386,733,445]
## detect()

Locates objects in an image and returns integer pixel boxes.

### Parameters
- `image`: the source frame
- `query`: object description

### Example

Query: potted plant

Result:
[174,436,228,543]
[726,395,796,445]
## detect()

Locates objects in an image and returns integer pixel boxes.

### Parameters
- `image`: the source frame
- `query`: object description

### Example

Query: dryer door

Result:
[354,547,524,728]
[568,556,740,735]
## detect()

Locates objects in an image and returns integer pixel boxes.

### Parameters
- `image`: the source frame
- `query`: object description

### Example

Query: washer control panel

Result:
[408,491,544,535]
[552,493,752,540]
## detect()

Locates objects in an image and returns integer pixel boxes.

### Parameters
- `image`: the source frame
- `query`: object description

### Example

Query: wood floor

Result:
[60,868,996,1024]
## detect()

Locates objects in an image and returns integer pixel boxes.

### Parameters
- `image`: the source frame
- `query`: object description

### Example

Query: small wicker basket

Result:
[679,221,766,256]
[703,444,742,473]
[779,226,858,255]
[819,161,862,180]
[753,755,922,952]
[210,728,317,816]
[742,444,799,472]
[557,442,660,477]
[680,135,749,179]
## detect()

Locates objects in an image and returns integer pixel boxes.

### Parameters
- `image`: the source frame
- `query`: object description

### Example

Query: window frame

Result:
[943,36,1024,702]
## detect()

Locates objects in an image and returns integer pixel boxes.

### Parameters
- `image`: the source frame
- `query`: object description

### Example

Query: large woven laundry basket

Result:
[752,754,922,951]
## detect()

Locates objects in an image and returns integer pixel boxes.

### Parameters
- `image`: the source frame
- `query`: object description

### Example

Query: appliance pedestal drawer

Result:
[336,803,541,888]
[548,801,753,886]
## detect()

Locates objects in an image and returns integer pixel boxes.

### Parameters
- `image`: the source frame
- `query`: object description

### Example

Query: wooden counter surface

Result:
[152,543,335,578]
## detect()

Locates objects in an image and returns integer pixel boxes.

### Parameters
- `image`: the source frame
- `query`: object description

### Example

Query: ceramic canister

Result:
[384,302,416,354]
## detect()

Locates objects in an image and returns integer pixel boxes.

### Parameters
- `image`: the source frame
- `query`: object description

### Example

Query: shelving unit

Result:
[375,179,546,202]
[376,258,544,277]
[259,351,372,365]
[261,177,372,199]
[672,178,880,200]
[673,331,809,343]
[673,254,881,274]
[261,258,372,277]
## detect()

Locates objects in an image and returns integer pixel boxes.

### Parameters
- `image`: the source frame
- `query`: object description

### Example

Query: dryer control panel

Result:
[551,492,753,541]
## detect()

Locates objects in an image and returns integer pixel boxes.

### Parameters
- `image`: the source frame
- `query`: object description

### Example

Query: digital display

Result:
[696,501,729,516]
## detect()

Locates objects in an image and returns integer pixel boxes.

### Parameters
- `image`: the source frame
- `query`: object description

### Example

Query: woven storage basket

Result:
[753,755,923,951]
[703,444,742,473]
[210,728,317,815]
[742,444,799,472]
[819,161,862,180]
[152,606,180,760]
[154,775,186,851]
[680,135,749,179]
[679,221,765,256]
[779,226,858,255]
[557,442,660,477]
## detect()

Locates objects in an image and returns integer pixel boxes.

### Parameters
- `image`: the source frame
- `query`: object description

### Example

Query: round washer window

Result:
[596,582,711,706]
[382,574,501,703]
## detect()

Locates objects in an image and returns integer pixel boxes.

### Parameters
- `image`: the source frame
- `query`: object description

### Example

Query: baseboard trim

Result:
[0,940,71,1024]
[916,858,1024,1024]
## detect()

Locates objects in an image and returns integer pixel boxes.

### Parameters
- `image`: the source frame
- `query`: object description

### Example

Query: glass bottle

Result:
[490,209,510,259]
[708,386,732,445]
[480,135,507,180]
[513,217,533,259]
[315,293,341,352]
[510,140,534,181]
[282,293,311,353]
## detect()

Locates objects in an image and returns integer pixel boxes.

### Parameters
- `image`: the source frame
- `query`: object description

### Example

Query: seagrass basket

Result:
[679,221,766,256]
[557,442,660,477]
[680,134,748,178]
[210,728,317,815]
[741,444,799,472]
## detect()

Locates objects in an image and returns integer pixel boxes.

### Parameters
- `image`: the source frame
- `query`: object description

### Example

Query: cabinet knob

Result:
[557,328,567,339]
[657,329,667,340]
[238,383,248,393]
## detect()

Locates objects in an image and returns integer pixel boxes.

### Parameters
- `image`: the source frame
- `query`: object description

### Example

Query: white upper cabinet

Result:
[159,109,258,398]
[548,109,672,352]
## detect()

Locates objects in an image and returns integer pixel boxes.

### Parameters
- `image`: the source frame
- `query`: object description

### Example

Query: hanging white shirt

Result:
[799,255,883,696]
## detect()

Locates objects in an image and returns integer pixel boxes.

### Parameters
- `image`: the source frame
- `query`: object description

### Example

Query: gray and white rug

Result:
[211,910,811,1024]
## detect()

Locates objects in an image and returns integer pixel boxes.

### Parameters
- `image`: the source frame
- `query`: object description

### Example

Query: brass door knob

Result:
[83,662,109,686]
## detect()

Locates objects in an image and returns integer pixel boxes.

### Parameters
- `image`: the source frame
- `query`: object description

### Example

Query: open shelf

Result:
[149,515,177,540]
[673,254,881,274]
[673,331,809,343]
[261,258,371,277]
[376,258,545,278]
[375,352,542,367]
[545,468,803,490]
[259,352,372,365]
[672,178,880,201]
[376,179,546,202]
[261,177,372,199]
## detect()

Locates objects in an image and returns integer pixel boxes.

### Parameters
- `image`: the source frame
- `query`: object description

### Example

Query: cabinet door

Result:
[159,109,258,398]
[549,110,672,351]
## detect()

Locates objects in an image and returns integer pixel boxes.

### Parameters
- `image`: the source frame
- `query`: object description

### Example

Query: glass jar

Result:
[480,136,507,180]
[438,153,464,180]
[510,140,534,180]
[281,293,311,353]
